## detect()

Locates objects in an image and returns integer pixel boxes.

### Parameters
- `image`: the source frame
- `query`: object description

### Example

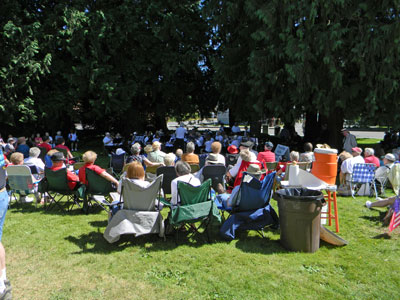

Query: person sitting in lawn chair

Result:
[78,151,119,187]
[171,161,201,207]
[216,164,265,208]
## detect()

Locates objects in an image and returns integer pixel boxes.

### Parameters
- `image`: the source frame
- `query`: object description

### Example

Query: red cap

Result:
[351,147,362,153]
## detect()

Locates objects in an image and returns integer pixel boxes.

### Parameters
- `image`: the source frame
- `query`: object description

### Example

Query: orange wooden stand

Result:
[320,190,339,233]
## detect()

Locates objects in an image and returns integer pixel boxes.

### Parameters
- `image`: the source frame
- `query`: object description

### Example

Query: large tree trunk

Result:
[304,111,320,143]
[324,108,344,150]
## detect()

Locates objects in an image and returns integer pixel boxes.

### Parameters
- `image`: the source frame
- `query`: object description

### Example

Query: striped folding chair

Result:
[349,163,378,198]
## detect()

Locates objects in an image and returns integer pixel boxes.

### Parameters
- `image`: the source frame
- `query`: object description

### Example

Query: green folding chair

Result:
[85,168,117,213]
[44,168,85,212]
[166,178,221,243]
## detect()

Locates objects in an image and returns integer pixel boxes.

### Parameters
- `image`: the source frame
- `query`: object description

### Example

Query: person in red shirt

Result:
[38,136,52,153]
[364,148,380,167]
[49,152,79,190]
[79,151,119,187]
[55,138,73,159]
[257,141,276,163]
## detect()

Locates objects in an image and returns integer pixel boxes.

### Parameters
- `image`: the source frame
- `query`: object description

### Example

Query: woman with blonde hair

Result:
[207,141,225,165]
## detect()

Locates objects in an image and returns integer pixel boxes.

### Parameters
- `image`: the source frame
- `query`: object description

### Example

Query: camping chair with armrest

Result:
[44,168,85,212]
[110,153,126,179]
[202,165,226,191]
[6,165,41,206]
[225,154,239,168]
[217,171,278,240]
[38,147,48,164]
[166,179,221,243]
[349,163,378,198]
[85,168,118,213]
[265,162,278,173]
[388,163,400,195]
[103,174,165,243]
[156,166,177,200]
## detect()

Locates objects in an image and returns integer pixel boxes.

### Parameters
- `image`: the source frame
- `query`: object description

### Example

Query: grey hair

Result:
[130,143,141,155]
[364,147,374,156]
[186,142,195,153]
[175,161,191,176]
[290,151,299,162]
[164,153,176,166]
[29,147,41,158]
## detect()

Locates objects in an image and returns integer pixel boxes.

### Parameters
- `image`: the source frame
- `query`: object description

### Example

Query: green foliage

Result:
[204,0,400,128]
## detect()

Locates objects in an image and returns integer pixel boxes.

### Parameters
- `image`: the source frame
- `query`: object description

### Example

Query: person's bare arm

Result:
[100,171,119,186]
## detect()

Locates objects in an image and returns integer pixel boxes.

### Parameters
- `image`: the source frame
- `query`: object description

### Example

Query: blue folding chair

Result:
[350,163,378,198]
[216,171,278,240]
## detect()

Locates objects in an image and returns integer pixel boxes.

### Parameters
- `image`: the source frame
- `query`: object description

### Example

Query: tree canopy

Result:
[1,1,400,144]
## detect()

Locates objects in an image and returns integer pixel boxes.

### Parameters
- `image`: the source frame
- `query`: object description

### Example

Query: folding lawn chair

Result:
[156,166,177,199]
[85,168,117,213]
[225,154,239,168]
[44,168,85,212]
[110,153,126,178]
[265,162,278,173]
[103,175,165,243]
[38,146,48,164]
[202,165,226,191]
[349,163,378,198]
[6,165,41,206]
[217,171,278,240]
[165,179,221,243]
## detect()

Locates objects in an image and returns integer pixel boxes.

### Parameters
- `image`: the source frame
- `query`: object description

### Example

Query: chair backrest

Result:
[265,162,278,172]
[110,153,125,173]
[86,168,115,195]
[225,154,239,167]
[156,166,177,195]
[38,147,48,163]
[234,171,276,212]
[122,174,163,211]
[44,168,71,193]
[24,164,39,175]
[73,161,85,171]
[190,164,200,173]
[178,178,212,206]
[199,154,208,168]
[145,165,159,174]
[351,163,376,184]
[202,165,226,190]
[6,165,34,191]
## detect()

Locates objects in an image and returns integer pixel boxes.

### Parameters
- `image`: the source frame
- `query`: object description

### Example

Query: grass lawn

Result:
[4,145,400,299]
[5,187,400,299]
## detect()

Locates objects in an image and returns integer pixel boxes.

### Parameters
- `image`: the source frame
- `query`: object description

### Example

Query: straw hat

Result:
[206,153,219,164]
[246,164,266,176]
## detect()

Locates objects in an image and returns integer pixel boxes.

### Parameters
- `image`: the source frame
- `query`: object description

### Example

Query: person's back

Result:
[257,142,275,163]
[171,161,201,206]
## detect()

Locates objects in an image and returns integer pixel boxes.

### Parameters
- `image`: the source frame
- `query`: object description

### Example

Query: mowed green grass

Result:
[4,190,400,299]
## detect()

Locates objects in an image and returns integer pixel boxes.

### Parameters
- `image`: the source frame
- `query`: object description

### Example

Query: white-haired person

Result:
[226,148,261,188]
[78,151,119,187]
[171,161,201,207]
[181,142,199,165]
[164,153,176,167]
[364,148,380,167]
[24,147,45,178]
[126,143,164,169]
[147,141,166,163]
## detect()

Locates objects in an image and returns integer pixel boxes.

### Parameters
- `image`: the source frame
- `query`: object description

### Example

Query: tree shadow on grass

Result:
[235,232,288,255]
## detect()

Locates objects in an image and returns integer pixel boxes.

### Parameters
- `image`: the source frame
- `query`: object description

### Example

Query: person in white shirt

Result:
[175,123,187,151]
[103,132,113,146]
[24,147,45,179]
[171,161,201,206]
[340,147,365,184]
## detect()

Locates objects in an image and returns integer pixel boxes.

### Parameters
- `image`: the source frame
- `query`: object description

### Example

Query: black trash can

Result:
[273,188,325,253]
